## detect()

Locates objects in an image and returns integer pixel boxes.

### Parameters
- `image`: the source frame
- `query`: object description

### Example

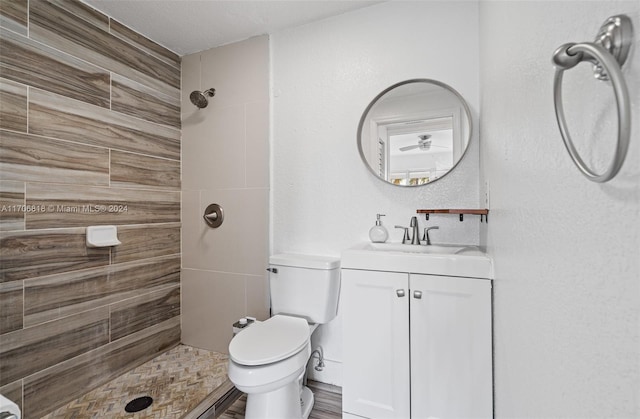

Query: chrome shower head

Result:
[190,88,215,109]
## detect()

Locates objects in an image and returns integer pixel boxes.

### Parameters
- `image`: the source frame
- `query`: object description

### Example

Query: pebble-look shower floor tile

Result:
[40,345,229,418]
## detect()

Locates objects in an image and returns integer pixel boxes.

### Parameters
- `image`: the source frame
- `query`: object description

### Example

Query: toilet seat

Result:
[229,315,310,366]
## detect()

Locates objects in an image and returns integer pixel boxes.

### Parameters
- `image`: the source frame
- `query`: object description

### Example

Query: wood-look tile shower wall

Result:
[0,1,182,417]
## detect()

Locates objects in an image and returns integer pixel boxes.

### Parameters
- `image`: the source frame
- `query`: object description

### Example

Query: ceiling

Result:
[83,0,383,56]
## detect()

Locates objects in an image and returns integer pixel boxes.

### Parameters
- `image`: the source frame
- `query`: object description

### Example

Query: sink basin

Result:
[361,242,482,255]
[341,242,492,278]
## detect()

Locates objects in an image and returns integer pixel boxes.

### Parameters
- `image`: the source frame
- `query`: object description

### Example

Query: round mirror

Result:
[357,79,472,186]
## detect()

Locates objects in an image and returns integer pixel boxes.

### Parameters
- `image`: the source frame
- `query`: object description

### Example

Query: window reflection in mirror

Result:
[358,79,472,186]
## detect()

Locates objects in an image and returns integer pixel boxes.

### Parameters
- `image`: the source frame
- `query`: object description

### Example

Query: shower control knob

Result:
[203,203,224,228]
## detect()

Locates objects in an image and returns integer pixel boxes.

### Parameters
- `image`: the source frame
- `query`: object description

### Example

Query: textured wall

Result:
[479,1,640,416]
[271,1,480,385]
[0,1,181,416]
[181,36,270,354]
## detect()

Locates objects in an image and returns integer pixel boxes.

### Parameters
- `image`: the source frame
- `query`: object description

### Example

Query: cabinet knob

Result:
[396,289,406,297]
[413,290,423,299]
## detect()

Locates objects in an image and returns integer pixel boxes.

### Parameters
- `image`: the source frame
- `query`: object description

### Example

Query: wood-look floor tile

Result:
[25,183,180,229]
[109,19,180,69]
[308,381,343,419]
[112,73,181,128]
[29,88,181,160]
[110,285,180,341]
[0,27,111,108]
[0,307,110,386]
[23,317,180,419]
[0,78,27,132]
[24,255,180,327]
[0,279,23,334]
[0,129,110,185]
[0,379,22,415]
[0,0,27,35]
[0,227,110,282]
[112,223,181,264]
[110,149,180,190]
[217,381,342,419]
[0,180,24,231]
[29,0,180,99]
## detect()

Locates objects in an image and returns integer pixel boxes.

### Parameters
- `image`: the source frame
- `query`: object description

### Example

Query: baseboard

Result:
[305,357,342,387]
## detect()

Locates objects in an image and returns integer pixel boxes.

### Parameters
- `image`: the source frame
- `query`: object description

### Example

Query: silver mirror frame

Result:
[357,79,473,187]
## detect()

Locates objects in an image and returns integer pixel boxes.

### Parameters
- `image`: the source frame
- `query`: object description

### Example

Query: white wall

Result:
[271,1,480,384]
[181,36,271,354]
[479,1,640,416]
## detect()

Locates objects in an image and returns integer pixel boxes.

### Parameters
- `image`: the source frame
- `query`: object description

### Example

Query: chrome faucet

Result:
[410,216,420,245]
[423,226,440,245]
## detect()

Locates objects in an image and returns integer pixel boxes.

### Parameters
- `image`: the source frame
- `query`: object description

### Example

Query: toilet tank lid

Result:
[270,253,340,270]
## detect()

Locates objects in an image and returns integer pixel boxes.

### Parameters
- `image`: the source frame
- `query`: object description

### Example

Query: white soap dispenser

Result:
[369,214,389,243]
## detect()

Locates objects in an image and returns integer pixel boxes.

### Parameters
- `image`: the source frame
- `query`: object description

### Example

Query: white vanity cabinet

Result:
[342,268,493,419]
[342,269,411,418]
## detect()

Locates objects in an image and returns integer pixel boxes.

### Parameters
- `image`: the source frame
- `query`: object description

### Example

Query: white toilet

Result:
[227,254,340,419]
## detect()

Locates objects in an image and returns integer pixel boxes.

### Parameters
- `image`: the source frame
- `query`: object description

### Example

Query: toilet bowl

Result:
[227,253,341,419]
[228,315,314,418]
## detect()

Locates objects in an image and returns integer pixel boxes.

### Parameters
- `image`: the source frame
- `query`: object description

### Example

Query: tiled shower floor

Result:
[41,345,230,418]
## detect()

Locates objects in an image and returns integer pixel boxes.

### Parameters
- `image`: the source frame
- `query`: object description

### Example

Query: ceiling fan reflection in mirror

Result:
[399,134,448,152]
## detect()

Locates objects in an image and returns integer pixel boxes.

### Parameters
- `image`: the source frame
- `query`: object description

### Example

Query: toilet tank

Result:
[269,254,341,324]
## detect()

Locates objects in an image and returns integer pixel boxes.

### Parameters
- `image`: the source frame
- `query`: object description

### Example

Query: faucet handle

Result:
[422,226,440,245]
[394,225,411,244]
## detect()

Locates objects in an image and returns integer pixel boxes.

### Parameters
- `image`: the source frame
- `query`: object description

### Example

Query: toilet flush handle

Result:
[266,268,278,273]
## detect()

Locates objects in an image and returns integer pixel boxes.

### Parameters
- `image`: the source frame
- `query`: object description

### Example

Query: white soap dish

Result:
[86,225,121,247]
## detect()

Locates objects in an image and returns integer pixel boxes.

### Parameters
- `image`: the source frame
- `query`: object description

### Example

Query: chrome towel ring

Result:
[552,15,633,183]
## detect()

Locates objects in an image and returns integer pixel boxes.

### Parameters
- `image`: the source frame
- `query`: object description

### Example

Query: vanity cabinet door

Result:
[342,269,410,419]
[410,274,493,419]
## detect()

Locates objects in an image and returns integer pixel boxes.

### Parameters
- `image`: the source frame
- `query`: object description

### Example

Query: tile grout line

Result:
[23,179,27,231]
[25,85,29,134]
[108,148,111,188]
[108,303,112,343]
[21,378,24,417]
[244,102,248,189]
[109,71,112,111]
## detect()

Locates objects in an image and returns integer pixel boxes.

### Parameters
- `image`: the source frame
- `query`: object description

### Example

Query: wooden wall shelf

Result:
[416,209,489,222]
